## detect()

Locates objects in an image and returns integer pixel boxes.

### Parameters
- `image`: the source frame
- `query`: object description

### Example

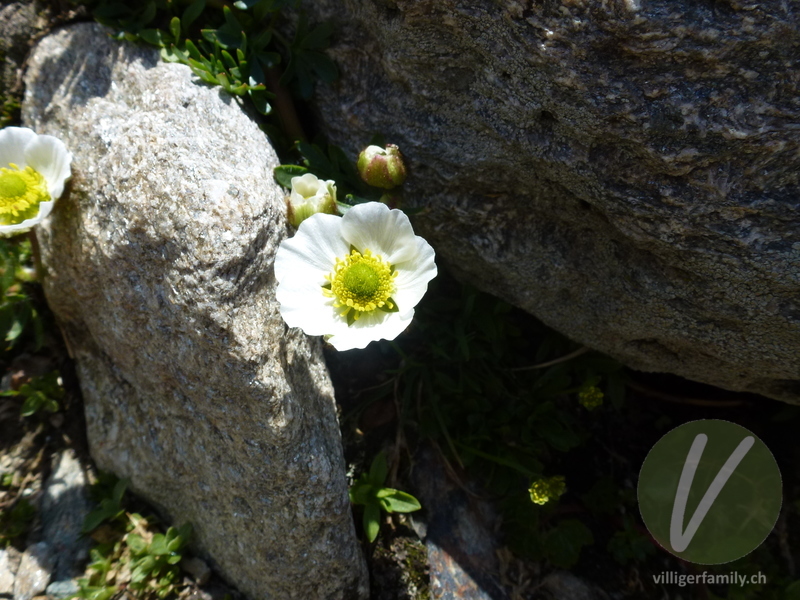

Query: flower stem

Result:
[265,66,306,142]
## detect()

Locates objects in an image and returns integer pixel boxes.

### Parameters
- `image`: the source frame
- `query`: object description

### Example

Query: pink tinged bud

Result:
[357,144,407,189]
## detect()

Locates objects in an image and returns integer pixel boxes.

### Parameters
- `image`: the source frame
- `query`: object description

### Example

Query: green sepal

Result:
[378,298,399,313]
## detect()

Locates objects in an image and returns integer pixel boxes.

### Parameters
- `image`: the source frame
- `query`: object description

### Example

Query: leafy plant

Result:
[73,0,337,121]
[77,476,193,600]
[82,476,128,533]
[607,516,655,565]
[344,274,627,566]
[0,238,44,353]
[1,370,64,417]
[349,452,421,543]
[0,498,35,548]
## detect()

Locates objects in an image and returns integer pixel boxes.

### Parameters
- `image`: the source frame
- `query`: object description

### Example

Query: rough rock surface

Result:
[24,22,367,600]
[410,446,508,600]
[298,0,800,403]
[12,542,53,600]
[40,450,92,581]
[0,547,22,595]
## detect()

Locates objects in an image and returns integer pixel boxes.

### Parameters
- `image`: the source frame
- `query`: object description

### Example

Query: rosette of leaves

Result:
[72,0,338,116]
[0,371,64,417]
[349,452,421,543]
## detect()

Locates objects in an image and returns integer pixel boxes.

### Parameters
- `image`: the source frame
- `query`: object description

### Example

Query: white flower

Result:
[275,201,437,351]
[0,127,72,235]
[287,173,338,228]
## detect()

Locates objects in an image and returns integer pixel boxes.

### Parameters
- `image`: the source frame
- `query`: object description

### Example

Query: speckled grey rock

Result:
[12,542,53,600]
[297,0,800,403]
[0,546,22,595]
[45,579,79,600]
[40,450,91,581]
[23,22,367,600]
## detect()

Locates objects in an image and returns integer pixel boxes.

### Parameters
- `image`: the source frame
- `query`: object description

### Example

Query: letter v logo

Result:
[638,420,782,564]
[669,433,754,553]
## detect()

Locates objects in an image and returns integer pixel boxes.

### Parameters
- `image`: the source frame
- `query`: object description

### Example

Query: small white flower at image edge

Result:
[0,126,72,236]
[274,201,437,351]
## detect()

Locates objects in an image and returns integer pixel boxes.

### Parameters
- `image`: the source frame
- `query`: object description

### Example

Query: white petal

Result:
[340,202,419,264]
[392,236,437,311]
[326,309,415,351]
[273,213,348,284]
[278,295,341,336]
[291,173,324,200]
[24,134,72,199]
[0,127,38,170]
[274,212,351,336]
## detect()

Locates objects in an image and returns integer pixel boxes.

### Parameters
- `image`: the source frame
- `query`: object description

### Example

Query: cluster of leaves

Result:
[0,96,21,130]
[349,452,421,543]
[352,276,627,568]
[0,238,44,356]
[77,476,193,600]
[72,0,337,117]
[0,497,35,548]
[1,371,64,417]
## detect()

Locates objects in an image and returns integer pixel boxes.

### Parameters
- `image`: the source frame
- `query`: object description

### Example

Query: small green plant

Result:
[606,516,655,565]
[0,238,44,353]
[1,370,64,417]
[82,475,128,532]
[349,452,421,543]
[0,498,36,548]
[73,0,337,121]
[76,476,193,600]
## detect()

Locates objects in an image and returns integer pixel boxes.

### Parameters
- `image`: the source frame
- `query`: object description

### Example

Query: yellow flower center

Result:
[324,247,398,326]
[0,164,49,225]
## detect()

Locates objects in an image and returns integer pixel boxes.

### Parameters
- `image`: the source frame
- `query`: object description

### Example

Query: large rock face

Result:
[24,22,367,599]
[299,0,800,403]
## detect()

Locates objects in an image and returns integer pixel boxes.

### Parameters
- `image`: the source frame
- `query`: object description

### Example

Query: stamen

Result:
[325,247,398,325]
[0,164,49,225]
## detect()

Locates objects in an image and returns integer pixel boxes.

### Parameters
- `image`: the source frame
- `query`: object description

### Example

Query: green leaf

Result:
[149,533,169,556]
[112,479,128,505]
[19,394,43,417]
[138,28,168,47]
[297,141,332,176]
[273,165,308,189]
[301,22,334,50]
[6,317,23,342]
[363,502,381,543]
[368,452,388,486]
[126,533,147,554]
[543,519,594,568]
[182,0,205,31]
[248,87,273,115]
[376,489,421,513]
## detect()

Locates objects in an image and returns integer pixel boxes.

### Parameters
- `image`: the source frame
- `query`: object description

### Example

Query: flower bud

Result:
[357,144,407,189]
[287,173,338,228]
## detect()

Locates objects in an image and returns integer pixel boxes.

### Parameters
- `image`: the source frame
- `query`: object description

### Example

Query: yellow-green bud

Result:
[287,173,338,228]
[357,144,407,189]
[528,475,566,506]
